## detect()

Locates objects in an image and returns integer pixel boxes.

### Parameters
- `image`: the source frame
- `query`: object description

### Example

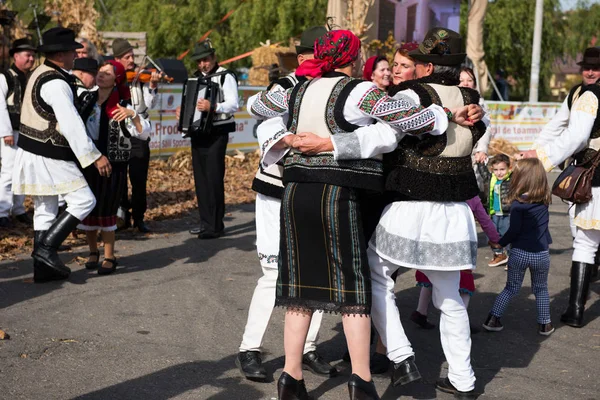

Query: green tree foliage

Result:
[96,0,328,71]
[561,0,600,58]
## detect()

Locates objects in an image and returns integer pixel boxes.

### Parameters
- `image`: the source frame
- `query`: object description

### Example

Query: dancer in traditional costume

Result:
[78,61,151,275]
[0,39,37,227]
[247,29,477,400]
[236,26,336,382]
[12,27,111,283]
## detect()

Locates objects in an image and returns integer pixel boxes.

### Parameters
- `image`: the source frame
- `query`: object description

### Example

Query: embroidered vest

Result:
[283,75,383,191]
[18,61,76,161]
[204,66,236,131]
[384,81,486,201]
[3,65,26,130]
[570,84,600,186]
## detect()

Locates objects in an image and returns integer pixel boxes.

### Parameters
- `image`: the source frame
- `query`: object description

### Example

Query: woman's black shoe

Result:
[85,251,100,269]
[348,374,380,400]
[277,372,312,400]
[98,258,118,275]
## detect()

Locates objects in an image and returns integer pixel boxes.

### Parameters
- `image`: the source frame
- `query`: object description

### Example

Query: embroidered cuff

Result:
[331,132,362,160]
[443,107,453,121]
[78,148,103,169]
[536,147,556,172]
[261,130,293,168]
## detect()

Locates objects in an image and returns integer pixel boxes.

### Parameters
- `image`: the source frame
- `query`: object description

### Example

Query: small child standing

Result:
[483,158,554,336]
[478,154,512,267]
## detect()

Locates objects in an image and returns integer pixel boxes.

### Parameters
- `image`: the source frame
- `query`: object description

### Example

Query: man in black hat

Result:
[0,38,36,228]
[236,26,336,382]
[12,27,110,283]
[72,57,101,140]
[184,39,239,239]
[113,38,159,233]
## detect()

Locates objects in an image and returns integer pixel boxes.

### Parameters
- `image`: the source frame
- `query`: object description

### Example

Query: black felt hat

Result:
[9,38,37,56]
[295,26,328,54]
[73,57,98,74]
[577,47,600,67]
[37,27,83,53]
[190,40,215,61]
[408,27,466,66]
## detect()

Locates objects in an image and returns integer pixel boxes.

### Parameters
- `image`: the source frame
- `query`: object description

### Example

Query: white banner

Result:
[148,86,563,155]
[148,84,265,156]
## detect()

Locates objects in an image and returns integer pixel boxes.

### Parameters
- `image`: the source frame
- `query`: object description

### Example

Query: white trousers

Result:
[369,248,476,392]
[33,186,96,231]
[239,193,322,354]
[0,132,25,218]
[572,227,600,264]
[568,202,577,239]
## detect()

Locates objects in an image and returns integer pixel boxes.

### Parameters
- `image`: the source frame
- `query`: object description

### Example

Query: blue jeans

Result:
[492,214,510,254]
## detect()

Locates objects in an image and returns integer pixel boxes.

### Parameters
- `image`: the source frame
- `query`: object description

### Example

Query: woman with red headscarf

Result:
[247,29,477,400]
[79,60,150,275]
[363,55,391,90]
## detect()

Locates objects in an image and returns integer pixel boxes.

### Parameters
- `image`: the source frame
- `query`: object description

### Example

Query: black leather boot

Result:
[560,261,592,328]
[348,374,380,400]
[33,231,69,283]
[32,212,79,274]
[391,355,421,386]
[277,372,312,400]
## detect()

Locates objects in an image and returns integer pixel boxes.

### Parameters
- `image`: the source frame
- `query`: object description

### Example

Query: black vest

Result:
[3,65,28,130]
[571,84,600,186]
[384,77,487,202]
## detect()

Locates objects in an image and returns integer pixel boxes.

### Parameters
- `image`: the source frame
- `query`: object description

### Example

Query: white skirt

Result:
[369,201,478,271]
[12,149,89,196]
[573,187,600,230]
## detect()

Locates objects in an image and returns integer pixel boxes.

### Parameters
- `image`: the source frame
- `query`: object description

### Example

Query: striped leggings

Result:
[490,248,551,324]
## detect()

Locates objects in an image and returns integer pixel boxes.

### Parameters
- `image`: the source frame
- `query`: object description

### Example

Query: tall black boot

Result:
[561,261,592,328]
[33,231,69,283]
[32,212,79,275]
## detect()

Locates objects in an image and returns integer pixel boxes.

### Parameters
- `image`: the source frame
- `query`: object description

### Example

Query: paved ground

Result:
[1,180,599,399]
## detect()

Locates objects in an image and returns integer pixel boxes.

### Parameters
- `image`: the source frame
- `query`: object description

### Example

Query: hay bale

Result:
[250,45,297,86]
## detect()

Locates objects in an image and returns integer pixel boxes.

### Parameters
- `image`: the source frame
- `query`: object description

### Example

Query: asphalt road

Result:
[1,188,599,399]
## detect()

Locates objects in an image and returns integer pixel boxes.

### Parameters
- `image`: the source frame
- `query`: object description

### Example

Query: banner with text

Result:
[485,101,562,150]
[149,86,563,156]
[148,84,265,157]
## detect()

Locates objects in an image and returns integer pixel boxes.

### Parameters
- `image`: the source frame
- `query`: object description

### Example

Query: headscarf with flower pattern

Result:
[296,30,361,78]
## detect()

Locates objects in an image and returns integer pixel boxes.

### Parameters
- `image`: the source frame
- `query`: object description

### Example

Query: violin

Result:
[126,69,174,84]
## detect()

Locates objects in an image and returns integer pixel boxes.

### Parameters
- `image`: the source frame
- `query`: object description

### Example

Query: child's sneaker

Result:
[538,323,555,336]
[483,314,504,332]
[488,253,508,267]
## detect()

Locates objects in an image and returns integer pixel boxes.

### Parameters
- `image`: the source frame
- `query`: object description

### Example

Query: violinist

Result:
[112,38,157,233]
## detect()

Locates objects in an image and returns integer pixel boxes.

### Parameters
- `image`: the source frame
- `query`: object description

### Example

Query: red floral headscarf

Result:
[296,30,361,78]
[103,60,131,117]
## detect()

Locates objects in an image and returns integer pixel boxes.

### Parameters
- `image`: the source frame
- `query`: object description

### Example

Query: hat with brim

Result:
[38,27,83,53]
[112,38,134,58]
[190,40,216,61]
[576,47,600,67]
[73,57,98,74]
[408,27,466,66]
[295,26,328,54]
[9,38,37,56]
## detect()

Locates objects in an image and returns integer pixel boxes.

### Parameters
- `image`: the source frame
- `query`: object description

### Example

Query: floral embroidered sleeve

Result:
[248,87,292,119]
[356,86,447,135]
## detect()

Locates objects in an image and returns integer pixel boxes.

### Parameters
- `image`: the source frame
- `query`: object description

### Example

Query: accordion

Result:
[178,77,219,138]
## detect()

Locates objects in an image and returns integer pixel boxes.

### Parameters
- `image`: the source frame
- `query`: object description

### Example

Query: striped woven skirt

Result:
[276,182,371,315]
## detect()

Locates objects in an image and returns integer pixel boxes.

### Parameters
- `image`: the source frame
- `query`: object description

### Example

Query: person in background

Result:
[391,42,418,85]
[76,37,101,63]
[113,38,159,233]
[478,154,512,268]
[491,69,509,101]
[363,55,391,91]
[483,159,554,336]
[0,38,36,228]
[78,61,151,275]
[72,57,101,141]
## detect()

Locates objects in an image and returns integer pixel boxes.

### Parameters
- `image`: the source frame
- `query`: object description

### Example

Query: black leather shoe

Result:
[198,230,224,239]
[15,213,33,225]
[189,227,204,235]
[302,350,337,377]
[235,351,267,381]
[348,373,380,400]
[98,258,118,276]
[33,213,79,275]
[134,220,151,233]
[410,310,435,329]
[370,352,390,374]
[560,261,592,328]
[391,355,421,386]
[277,372,312,400]
[0,217,12,228]
[435,377,478,399]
